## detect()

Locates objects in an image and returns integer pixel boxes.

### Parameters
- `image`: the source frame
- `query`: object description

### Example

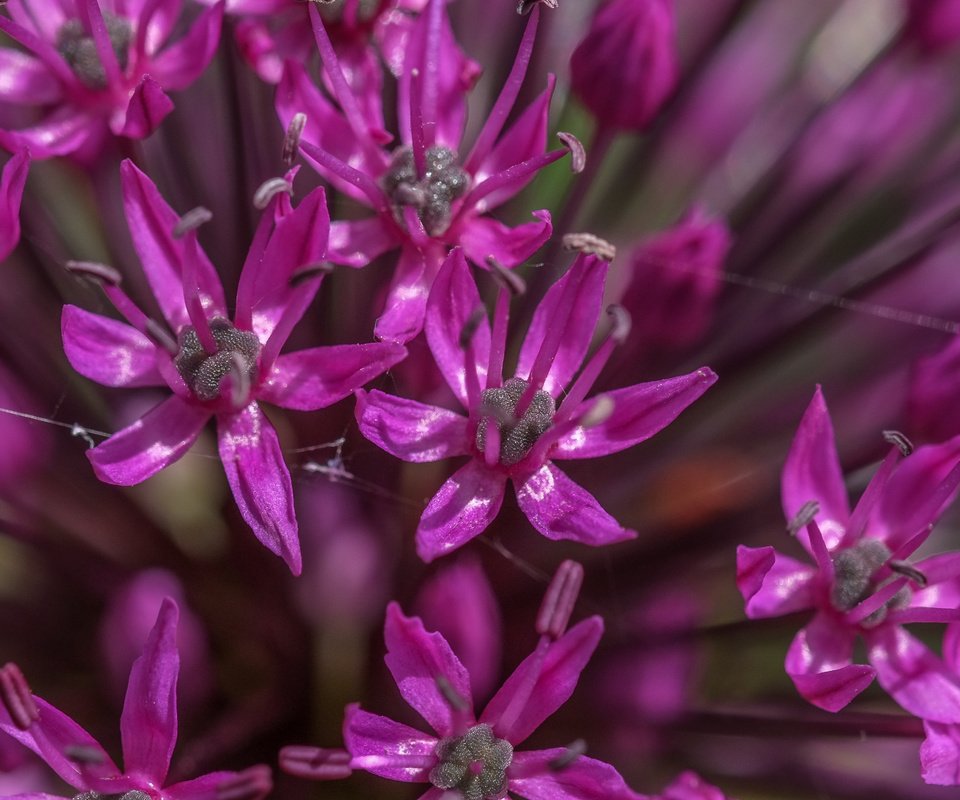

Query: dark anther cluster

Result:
[383,145,469,236]
[429,723,513,800]
[57,14,133,89]
[831,539,909,626]
[476,377,556,466]
[174,318,261,403]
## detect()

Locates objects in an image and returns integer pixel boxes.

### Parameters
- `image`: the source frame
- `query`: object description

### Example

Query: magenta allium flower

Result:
[620,208,731,352]
[356,248,717,561]
[0,0,224,159]
[569,0,678,133]
[277,0,566,342]
[920,623,960,785]
[0,599,273,800]
[905,0,960,52]
[737,387,960,717]
[0,150,29,260]
[61,161,406,574]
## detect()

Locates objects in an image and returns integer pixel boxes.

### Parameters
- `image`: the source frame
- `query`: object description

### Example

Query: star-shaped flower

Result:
[0,599,272,800]
[356,247,717,561]
[61,161,406,574]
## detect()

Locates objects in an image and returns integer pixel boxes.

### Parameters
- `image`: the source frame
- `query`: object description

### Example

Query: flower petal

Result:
[507,750,644,800]
[375,245,431,344]
[659,771,727,800]
[865,625,960,723]
[481,617,603,745]
[61,305,163,387]
[355,389,471,462]
[516,254,606,397]
[425,248,490,406]
[120,160,226,330]
[514,462,636,546]
[261,343,405,411]
[457,210,552,269]
[343,704,437,782]
[735,545,816,619]
[0,50,61,104]
[785,613,872,712]
[384,602,474,737]
[217,404,301,575]
[0,111,99,159]
[149,2,224,90]
[328,218,397,268]
[921,721,960,786]
[163,771,244,800]
[117,75,175,139]
[120,598,179,782]
[417,459,507,562]
[782,387,850,551]
[553,368,717,459]
[88,395,209,485]
[0,149,29,260]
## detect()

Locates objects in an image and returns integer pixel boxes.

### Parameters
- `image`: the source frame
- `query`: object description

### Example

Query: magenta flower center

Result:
[429,723,513,800]
[830,539,910,627]
[382,145,469,237]
[174,318,261,403]
[475,377,555,467]
[56,15,132,89]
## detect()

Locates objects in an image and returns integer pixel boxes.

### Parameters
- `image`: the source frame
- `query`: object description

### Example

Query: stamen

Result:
[283,113,307,167]
[253,177,293,210]
[486,257,526,296]
[548,739,587,771]
[65,744,106,764]
[517,0,557,13]
[435,675,470,712]
[882,430,913,456]
[557,132,586,173]
[536,559,584,639]
[180,230,217,355]
[606,304,631,343]
[459,307,487,350]
[889,560,928,587]
[290,262,334,287]
[786,500,820,535]
[0,663,38,730]
[65,259,122,285]
[215,765,273,800]
[279,745,352,780]
[562,233,616,262]
[223,352,252,410]
[173,207,213,238]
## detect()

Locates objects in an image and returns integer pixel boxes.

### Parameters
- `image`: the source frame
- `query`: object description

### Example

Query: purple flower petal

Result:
[384,602,474,737]
[375,245,431,344]
[117,75,175,139]
[508,750,644,800]
[458,210,552,269]
[163,771,242,800]
[425,248,490,405]
[217,403,301,575]
[0,110,98,159]
[921,721,960,786]
[88,395,209,485]
[516,255,606,397]
[1,696,122,792]
[61,305,164,388]
[514,462,636,546]
[865,624,960,723]
[735,545,816,619]
[149,2,224,90]
[261,343,406,411]
[120,160,226,330]
[343,704,437,782]
[355,389,472,463]
[417,459,507,562]
[328,218,397,268]
[785,613,872,712]
[0,50,61,104]
[781,387,850,551]
[659,771,727,800]
[553,368,718,459]
[120,598,179,783]
[481,617,603,745]
[0,149,29,260]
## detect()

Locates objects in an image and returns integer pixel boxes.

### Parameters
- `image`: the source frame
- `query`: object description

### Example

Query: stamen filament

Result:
[79,0,122,88]
[805,519,834,581]
[483,419,501,468]
[888,607,960,625]
[493,637,549,741]
[486,287,511,390]
[461,147,567,213]
[0,17,76,86]
[181,231,217,355]
[844,444,903,547]
[845,577,908,625]
[260,273,324,370]
[279,746,352,780]
[410,68,427,177]
[299,140,389,213]
[0,663,38,730]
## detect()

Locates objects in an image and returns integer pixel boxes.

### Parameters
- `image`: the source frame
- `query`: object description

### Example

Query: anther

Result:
[562,233,616,262]
[889,560,928,587]
[65,744,106,764]
[547,739,586,771]
[283,112,307,167]
[459,306,487,350]
[536,560,584,639]
[225,352,252,410]
[215,765,273,800]
[517,0,557,13]
[882,430,913,456]
[173,207,213,238]
[145,318,178,355]
[289,262,334,287]
[65,260,122,286]
[606,304,631,343]
[435,675,470,712]
[787,500,820,535]
[279,746,352,780]
[486,257,526,295]
[253,177,293,210]
[580,394,614,428]
[0,663,38,730]
[557,132,586,173]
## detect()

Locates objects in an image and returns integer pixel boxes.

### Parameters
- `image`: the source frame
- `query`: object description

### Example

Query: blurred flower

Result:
[0,149,28,261]
[905,0,960,53]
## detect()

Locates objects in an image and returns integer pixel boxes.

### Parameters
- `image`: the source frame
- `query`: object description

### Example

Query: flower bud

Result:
[570,0,678,132]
